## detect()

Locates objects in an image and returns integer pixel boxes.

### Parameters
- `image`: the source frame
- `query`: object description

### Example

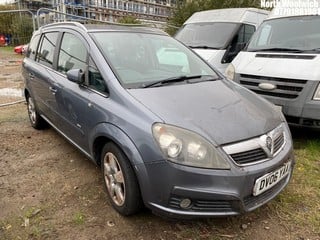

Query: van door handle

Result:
[49,86,57,95]
[29,73,35,79]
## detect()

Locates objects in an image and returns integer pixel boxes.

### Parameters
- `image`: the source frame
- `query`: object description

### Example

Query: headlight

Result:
[152,123,230,169]
[313,83,320,100]
[225,63,235,81]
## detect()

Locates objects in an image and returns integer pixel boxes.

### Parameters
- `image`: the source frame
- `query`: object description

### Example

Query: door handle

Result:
[29,73,35,79]
[49,86,57,95]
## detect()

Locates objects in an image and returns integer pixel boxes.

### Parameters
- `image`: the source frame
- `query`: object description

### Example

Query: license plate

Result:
[253,161,291,196]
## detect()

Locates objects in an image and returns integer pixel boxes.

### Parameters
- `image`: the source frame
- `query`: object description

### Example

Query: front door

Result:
[52,32,91,150]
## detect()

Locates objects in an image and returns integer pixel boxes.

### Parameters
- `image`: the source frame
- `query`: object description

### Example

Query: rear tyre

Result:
[101,142,142,216]
[26,95,46,129]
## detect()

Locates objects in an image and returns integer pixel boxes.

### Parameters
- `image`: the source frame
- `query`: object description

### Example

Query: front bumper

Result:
[137,142,294,219]
[235,73,320,128]
[284,100,320,127]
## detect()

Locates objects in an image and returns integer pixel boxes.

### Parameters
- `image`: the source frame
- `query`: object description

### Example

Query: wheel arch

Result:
[91,123,150,205]
[90,123,144,168]
[24,88,30,100]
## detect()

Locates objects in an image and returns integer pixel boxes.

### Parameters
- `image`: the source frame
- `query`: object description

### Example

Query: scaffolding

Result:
[52,0,176,24]
[68,0,174,23]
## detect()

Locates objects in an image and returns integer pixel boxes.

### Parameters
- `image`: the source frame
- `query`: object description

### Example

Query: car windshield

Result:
[90,31,219,88]
[175,22,239,49]
[247,16,320,52]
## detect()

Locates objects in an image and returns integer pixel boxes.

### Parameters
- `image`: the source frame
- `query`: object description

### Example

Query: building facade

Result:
[79,0,175,22]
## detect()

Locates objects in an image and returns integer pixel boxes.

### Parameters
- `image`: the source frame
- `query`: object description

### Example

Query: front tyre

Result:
[101,143,142,216]
[26,95,46,129]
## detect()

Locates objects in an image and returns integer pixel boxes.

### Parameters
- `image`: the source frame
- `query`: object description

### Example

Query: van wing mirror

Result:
[66,69,85,84]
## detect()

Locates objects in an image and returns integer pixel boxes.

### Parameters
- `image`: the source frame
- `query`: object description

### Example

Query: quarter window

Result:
[88,58,108,94]
[36,32,59,68]
[57,33,88,74]
[27,34,40,60]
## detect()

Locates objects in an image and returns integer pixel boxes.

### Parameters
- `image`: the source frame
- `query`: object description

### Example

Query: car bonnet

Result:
[128,80,282,146]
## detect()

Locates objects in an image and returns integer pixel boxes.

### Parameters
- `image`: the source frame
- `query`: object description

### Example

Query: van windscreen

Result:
[247,16,320,52]
[175,22,239,49]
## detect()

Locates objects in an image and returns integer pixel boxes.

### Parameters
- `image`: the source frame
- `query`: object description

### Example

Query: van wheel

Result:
[27,95,46,129]
[101,143,142,216]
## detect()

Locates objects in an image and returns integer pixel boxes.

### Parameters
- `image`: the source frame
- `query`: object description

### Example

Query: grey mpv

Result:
[22,22,294,218]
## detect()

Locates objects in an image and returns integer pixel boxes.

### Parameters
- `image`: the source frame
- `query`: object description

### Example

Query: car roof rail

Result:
[40,21,87,31]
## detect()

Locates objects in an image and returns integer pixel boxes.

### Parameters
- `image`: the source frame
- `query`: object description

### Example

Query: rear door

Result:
[30,31,60,122]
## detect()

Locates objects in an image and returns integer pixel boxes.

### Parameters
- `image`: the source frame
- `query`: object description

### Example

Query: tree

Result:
[0,5,33,45]
[118,16,141,24]
[0,5,16,35]
[166,0,261,35]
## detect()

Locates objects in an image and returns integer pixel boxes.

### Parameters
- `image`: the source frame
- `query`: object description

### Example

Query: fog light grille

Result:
[169,197,236,212]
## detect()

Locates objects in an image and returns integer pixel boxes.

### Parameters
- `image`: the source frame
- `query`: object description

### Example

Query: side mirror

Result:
[66,69,85,84]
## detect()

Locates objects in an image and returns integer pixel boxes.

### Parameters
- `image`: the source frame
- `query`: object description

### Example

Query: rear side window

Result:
[36,32,59,68]
[27,34,40,60]
[57,33,88,74]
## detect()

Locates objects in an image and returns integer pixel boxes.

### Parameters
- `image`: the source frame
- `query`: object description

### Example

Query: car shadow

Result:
[290,126,320,149]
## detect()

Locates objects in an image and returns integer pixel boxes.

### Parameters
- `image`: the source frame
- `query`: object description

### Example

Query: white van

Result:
[175,8,269,73]
[227,3,320,128]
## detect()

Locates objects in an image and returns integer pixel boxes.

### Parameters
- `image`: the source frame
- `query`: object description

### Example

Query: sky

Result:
[0,0,13,5]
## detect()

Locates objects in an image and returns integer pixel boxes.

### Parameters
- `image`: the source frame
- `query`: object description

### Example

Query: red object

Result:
[0,35,5,46]
[14,44,28,54]
[14,45,23,54]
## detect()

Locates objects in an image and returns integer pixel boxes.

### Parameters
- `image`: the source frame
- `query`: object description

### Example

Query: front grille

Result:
[274,132,284,153]
[223,124,286,166]
[255,53,316,60]
[231,148,267,165]
[285,115,320,127]
[239,74,307,99]
[169,197,236,212]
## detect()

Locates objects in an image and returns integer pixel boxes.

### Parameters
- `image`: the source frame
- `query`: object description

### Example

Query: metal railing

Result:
[0,9,35,45]
[0,9,36,32]
[0,7,179,46]
[35,8,179,31]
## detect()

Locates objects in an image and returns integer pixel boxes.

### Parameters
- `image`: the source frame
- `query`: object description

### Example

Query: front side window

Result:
[237,24,256,44]
[223,24,256,63]
[175,22,239,49]
[247,16,320,52]
[36,32,59,67]
[57,33,88,74]
[91,32,219,88]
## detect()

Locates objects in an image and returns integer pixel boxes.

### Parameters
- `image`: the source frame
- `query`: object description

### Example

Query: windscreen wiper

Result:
[248,47,304,53]
[142,75,217,88]
[189,45,221,50]
[301,48,320,53]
